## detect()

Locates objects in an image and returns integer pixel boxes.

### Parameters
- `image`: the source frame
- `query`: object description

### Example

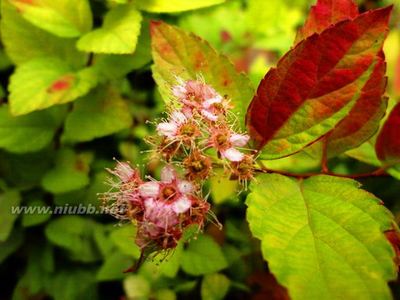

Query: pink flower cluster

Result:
[104,162,209,251]
[155,78,254,182]
[103,78,254,254]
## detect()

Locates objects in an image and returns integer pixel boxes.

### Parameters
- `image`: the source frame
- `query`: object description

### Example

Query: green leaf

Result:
[21,199,51,227]
[41,148,91,194]
[63,86,132,142]
[9,57,98,115]
[136,0,224,13]
[48,269,98,300]
[45,216,101,262]
[0,149,54,189]
[110,224,140,258]
[77,4,142,54]
[246,174,396,300]
[0,190,21,241]
[201,273,230,300]
[154,289,176,300]
[123,275,151,300]
[151,21,254,129]
[0,105,61,153]
[8,0,92,38]
[0,0,87,67]
[346,141,400,180]
[181,235,228,276]
[96,251,133,281]
[210,169,238,204]
[89,19,152,81]
[0,228,23,263]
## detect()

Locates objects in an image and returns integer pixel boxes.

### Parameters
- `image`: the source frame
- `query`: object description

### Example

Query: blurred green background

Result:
[0,0,400,299]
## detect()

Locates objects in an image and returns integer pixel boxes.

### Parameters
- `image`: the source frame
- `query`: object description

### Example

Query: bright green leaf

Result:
[246,174,396,300]
[210,169,238,204]
[151,21,254,129]
[63,86,132,142]
[0,190,21,241]
[136,0,225,13]
[77,4,142,54]
[9,57,98,115]
[8,0,92,38]
[155,289,176,300]
[201,273,230,300]
[123,275,151,300]
[181,235,228,276]
[41,148,91,194]
[0,105,61,153]
[0,0,86,67]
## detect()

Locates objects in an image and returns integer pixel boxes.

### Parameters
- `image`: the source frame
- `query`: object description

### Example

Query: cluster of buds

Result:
[102,78,254,255]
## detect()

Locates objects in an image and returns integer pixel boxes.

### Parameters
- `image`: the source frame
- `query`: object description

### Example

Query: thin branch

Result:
[255,166,389,179]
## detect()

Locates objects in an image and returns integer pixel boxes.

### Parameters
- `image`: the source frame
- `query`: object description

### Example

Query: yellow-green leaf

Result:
[8,0,92,38]
[77,4,142,54]
[246,174,396,300]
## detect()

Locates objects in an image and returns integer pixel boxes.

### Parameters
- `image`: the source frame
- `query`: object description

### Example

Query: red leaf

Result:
[375,102,400,165]
[246,7,391,156]
[295,0,359,44]
[325,52,388,156]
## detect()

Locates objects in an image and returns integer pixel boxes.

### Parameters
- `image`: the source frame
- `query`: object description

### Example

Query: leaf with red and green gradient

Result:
[150,21,254,129]
[324,52,388,157]
[295,1,389,158]
[295,0,358,44]
[375,102,400,166]
[246,7,391,159]
[9,57,98,116]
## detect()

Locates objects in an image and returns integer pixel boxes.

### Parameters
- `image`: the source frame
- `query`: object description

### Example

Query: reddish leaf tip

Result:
[375,102,400,164]
[150,20,164,36]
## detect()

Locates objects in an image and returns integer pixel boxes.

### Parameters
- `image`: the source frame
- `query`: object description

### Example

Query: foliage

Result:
[1,0,400,300]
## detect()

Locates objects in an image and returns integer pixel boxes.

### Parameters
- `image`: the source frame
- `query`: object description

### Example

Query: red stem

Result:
[255,167,388,179]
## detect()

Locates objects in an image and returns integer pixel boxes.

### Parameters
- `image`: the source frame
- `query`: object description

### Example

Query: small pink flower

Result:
[143,198,179,228]
[221,148,244,162]
[108,161,139,183]
[138,166,194,214]
[230,133,250,147]
[139,182,160,199]
[156,111,187,138]
[209,127,248,162]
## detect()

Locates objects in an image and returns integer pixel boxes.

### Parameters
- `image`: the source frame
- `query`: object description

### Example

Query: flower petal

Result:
[172,196,192,214]
[230,133,250,147]
[171,111,187,125]
[161,165,176,183]
[178,180,194,194]
[201,109,218,122]
[221,148,244,162]
[156,122,178,138]
[203,96,222,108]
[111,161,136,183]
[139,182,160,199]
